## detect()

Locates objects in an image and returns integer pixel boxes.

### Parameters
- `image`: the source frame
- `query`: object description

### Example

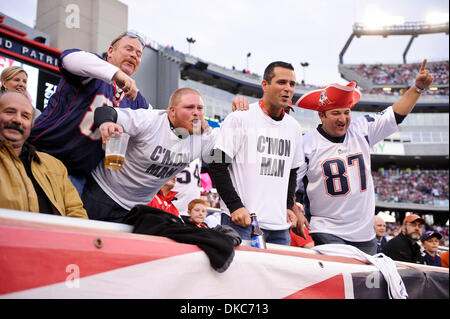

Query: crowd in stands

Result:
[360,86,449,97]
[347,60,449,87]
[164,44,448,100]
[373,169,449,205]
[200,189,221,209]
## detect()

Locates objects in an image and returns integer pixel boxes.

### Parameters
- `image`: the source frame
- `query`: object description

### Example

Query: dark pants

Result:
[81,175,129,223]
[311,232,378,255]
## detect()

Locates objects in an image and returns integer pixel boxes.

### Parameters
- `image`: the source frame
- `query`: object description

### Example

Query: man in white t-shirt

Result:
[296,59,435,254]
[81,88,217,222]
[209,61,309,245]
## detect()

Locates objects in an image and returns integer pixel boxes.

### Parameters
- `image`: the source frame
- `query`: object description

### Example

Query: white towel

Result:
[312,244,408,299]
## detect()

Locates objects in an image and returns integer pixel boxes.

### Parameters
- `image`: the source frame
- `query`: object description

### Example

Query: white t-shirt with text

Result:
[92,109,217,210]
[215,102,304,230]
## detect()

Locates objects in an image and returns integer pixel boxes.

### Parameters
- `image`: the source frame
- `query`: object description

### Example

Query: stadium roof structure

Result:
[339,21,449,64]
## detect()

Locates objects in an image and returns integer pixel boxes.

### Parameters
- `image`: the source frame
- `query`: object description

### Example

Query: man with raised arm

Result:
[295,60,434,254]
[29,31,150,194]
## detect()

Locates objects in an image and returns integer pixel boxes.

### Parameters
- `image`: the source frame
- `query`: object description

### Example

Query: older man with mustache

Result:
[0,91,87,218]
[29,31,151,195]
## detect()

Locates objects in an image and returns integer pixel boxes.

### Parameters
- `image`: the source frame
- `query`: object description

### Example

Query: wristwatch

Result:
[413,84,425,94]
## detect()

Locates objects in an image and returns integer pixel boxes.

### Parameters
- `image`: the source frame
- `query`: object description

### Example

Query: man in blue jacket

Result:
[29,31,150,194]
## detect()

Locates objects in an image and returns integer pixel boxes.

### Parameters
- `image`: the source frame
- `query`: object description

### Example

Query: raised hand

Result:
[415,59,435,90]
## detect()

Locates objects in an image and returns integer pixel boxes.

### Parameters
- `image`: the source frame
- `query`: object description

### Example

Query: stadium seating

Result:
[341,60,449,97]
[373,169,449,206]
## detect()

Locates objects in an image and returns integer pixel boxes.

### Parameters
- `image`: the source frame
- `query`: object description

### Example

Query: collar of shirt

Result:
[168,117,190,139]
[259,99,285,121]
[156,190,178,203]
[317,124,346,143]
[19,142,41,164]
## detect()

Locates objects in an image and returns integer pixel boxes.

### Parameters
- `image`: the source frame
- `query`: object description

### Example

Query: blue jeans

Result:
[310,232,377,255]
[81,175,129,222]
[221,214,291,246]
[69,174,86,197]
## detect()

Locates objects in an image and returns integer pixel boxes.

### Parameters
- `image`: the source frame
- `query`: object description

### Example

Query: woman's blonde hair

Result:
[1,66,28,92]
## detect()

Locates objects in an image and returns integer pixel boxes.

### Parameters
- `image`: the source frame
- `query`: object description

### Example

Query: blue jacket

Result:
[422,251,442,267]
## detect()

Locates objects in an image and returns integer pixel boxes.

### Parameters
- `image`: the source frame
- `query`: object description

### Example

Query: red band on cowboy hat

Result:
[295,82,361,111]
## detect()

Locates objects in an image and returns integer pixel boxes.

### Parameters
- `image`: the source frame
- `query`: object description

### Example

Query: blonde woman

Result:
[0,66,39,117]
[1,66,28,93]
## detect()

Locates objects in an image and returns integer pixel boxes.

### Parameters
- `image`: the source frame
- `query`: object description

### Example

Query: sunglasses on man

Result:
[111,31,146,48]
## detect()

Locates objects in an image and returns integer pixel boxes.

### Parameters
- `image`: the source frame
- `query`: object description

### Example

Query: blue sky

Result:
[1,0,448,85]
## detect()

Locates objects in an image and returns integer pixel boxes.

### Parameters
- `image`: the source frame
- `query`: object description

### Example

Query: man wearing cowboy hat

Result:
[295,59,434,255]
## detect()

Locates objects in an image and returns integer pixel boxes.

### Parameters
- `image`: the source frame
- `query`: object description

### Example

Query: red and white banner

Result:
[0,209,447,299]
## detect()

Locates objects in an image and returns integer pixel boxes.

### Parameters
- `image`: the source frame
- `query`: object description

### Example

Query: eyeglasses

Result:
[111,31,146,48]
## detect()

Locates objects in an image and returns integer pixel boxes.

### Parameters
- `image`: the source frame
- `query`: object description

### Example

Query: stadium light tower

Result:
[186,37,196,55]
[339,21,449,64]
[300,62,309,84]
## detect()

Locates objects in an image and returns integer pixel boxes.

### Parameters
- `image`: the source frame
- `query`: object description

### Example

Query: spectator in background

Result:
[440,251,449,268]
[147,177,179,217]
[1,66,28,94]
[209,188,220,209]
[392,227,400,238]
[182,199,208,228]
[382,214,425,263]
[421,231,442,267]
[290,228,314,248]
[290,203,314,248]
[385,223,401,241]
[200,193,211,206]
[29,31,151,195]
[374,215,388,253]
[0,91,87,218]
[201,192,223,228]
[0,66,39,117]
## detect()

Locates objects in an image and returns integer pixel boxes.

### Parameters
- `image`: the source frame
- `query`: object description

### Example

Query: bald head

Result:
[374,215,386,239]
[168,88,201,108]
